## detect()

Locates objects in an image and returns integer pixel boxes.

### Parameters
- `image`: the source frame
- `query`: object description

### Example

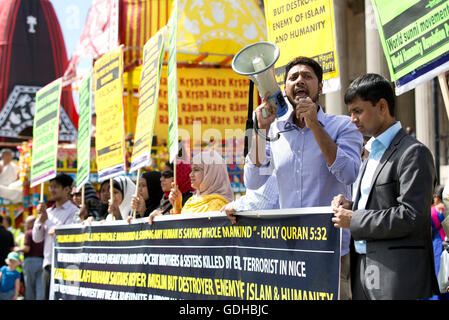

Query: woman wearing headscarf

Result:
[82,180,109,224]
[71,182,102,222]
[147,162,195,219]
[149,150,233,224]
[97,180,111,221]
[106,175,136,221]
[176,162,196,204]
[154,169,174,215]
[131,171,164,218]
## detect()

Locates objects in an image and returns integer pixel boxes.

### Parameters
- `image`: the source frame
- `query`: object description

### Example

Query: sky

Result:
[50,0,93,73]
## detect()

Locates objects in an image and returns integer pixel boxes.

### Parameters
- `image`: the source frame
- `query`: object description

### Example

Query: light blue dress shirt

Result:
[233,175,279,211]
[244,107,363,256]
[354,121,402,254]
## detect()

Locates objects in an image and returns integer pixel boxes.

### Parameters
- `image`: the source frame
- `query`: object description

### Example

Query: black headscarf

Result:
[142,171,163,216]
[98,180,110,220]
[83,183,102,219]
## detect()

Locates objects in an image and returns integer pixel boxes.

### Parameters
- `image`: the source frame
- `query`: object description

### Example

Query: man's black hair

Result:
[284,56,323,84]
[165,161,174,171]
[50,173,73,189]
[344,73,395,116]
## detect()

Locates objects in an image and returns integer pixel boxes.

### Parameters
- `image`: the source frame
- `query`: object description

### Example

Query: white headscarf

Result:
[106,175,136,220]
[192,150,234,202]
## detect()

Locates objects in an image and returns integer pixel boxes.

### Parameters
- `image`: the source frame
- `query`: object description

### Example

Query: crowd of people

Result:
[1,56,449,300]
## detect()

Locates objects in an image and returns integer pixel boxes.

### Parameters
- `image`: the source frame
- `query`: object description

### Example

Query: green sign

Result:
[372,0,449,81]
[76,74,93,191]
[30,79,62,188]
[167,0,179,163]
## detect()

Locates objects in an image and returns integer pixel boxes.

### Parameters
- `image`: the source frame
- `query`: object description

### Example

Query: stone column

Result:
[415,81,435,153]
[365,0,415,130]
[365,0,389,77]
[324,0,348,115]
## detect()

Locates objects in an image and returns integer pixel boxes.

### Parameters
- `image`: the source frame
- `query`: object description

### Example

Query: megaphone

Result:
[232,41,288,118]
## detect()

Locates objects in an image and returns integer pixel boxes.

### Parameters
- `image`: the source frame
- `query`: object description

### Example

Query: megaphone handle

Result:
[244,81,255,157]
[246,79,280,142]
[244,118,253,158]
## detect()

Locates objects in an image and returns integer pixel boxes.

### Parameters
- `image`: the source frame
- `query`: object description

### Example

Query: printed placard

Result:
[94,45,126,182]
[264,0,340,93]
[372,0,449,81]
[167,0,179,163]
[76,74,93,190]
[130,27,167,172]
[30,78,62,188]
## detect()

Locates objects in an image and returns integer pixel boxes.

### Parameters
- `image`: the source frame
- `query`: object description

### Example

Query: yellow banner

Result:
[125,66,252,141]
[94,45,127,181]
[130,27,167,172]
[264,0,339,91]
[177,0,267,61]
[158,67,251,141]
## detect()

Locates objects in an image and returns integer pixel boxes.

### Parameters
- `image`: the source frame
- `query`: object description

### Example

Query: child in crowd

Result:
[0,252,21,300]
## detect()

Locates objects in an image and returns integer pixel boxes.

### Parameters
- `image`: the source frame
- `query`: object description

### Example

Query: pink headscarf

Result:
[192,150,234,202]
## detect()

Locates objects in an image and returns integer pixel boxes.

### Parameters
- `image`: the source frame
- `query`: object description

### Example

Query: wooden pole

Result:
[173,159,181,213]
[438,72,449,121]
[126,70,135,135]
[109,178,114,220]
[173,159,177,190]
[81,184,85,207]
[40,183,44,203]
[132,168,141,219]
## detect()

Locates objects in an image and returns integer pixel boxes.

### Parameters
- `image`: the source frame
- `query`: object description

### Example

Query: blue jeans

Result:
[22,257,43,300]
[0,289,14,300]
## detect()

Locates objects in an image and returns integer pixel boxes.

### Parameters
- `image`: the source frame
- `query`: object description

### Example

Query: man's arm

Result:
[326,119,363,185]
[14,244,30,254]
[32,202,48,243]
[298,99,338,166]
[32,219,46,243]
[243,154,272,190]
[244,95,276,190]
[247,94,275,166]
[299,100,362,185]
[309,122,337,166]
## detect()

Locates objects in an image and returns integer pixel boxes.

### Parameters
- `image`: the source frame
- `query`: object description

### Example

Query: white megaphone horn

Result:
[232,41,288,118]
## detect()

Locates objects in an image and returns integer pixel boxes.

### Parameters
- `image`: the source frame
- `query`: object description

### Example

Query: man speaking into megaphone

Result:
[240,55,364,300]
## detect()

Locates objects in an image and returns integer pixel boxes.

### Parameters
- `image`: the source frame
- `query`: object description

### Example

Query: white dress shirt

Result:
[32,200,78,267]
